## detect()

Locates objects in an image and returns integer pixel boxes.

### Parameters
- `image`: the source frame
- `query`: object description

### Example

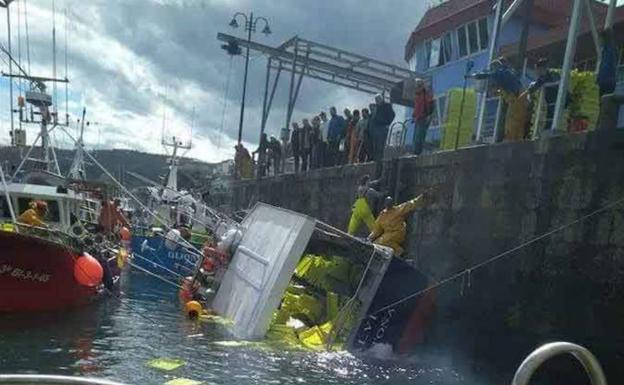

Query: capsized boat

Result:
[188,203,435,353]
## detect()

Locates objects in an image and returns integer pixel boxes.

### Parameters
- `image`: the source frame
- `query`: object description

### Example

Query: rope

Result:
[217,55,234,149]
[325,246,379,350]
[128,260,183,290]
[371,193,624,316]
[131,250,191,279]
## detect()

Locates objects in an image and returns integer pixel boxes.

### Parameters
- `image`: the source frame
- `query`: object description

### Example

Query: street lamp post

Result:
[228,11,271,145]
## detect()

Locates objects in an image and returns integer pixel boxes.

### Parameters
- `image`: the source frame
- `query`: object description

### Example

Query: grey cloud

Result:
[14,0,425,159]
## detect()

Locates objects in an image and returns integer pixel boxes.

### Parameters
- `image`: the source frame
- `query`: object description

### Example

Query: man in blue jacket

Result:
[327,106,346,166]
[597,28,617,97]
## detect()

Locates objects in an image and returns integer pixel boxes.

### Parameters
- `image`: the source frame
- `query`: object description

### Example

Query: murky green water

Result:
[0,272,468,385]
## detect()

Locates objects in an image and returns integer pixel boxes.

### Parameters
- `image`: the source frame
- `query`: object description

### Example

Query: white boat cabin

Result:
[0,183,100,230]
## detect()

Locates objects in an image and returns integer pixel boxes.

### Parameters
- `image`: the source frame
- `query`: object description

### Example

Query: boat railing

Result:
[0,162,18,226]
[0,375,129,385]
[512,342,607,385]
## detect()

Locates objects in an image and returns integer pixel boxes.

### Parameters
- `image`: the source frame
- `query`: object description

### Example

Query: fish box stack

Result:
[441,88,477,150]
[267,254,363,350]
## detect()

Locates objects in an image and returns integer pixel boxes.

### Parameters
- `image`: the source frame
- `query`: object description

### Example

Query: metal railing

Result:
[512,342,607,385]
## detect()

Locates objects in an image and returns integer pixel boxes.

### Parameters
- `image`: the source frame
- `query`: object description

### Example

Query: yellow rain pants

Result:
[501,90,530,142]
[348,197,375,235]
[370,196,425,256]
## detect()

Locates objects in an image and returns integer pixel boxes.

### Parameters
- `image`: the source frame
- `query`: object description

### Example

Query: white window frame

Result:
[457,17,489,58]
[424,32,453,69]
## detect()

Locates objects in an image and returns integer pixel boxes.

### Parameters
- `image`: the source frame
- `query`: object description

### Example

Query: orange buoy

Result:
[185,300,203,319]
[119,226,132,241]
[74,253,104,287]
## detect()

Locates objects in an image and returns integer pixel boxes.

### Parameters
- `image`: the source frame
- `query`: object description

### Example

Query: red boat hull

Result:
[0,231,102,312]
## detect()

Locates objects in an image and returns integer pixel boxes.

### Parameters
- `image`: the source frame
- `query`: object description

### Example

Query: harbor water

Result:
[0,271,475,385]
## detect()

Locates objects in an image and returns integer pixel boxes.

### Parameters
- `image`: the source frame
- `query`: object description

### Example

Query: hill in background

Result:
[0,146,231,191]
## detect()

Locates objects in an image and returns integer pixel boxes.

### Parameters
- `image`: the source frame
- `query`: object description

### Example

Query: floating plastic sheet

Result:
[212,203,316,340]
[146,358,185,371]
[164,378,203,385]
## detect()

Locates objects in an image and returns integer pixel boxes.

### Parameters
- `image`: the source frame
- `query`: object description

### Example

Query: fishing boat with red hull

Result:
[0,230,119,312]
[0,34,129,311]
[0,180,129,312]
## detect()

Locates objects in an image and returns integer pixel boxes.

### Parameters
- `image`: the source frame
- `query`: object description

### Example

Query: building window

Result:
[440,33,453,66]
[425,32,453,69]
[457,25,468,57]
[457,17,489,58]
[478,18,489,50]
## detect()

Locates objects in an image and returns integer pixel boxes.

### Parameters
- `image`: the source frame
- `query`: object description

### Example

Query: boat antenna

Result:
[16,0,22,102]
[5,2,15,146]
[51,0,57,124]
[63,7,68,126]
[23,0,29,74]
[67,107,87,180]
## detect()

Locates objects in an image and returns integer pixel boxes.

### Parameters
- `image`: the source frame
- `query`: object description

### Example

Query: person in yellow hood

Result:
[368,191,434,256]
[348,175,385,235]
[18,200,48,228]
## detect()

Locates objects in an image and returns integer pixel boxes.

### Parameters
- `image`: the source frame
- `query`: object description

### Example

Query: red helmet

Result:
[34,200,48,211]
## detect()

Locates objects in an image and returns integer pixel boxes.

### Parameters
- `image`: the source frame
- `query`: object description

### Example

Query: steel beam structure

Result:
[217,32,421,142]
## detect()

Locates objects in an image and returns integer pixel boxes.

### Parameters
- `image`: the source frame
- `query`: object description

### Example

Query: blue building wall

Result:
[402,14,550,148]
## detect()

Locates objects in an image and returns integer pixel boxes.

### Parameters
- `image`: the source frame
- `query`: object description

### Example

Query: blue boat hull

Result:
[131,235,200,277]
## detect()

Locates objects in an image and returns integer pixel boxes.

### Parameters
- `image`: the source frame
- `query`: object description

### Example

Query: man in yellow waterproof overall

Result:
[18,200,48,228]
[470,58,529,141]
[348,175,385,235]
[368,191,434,256]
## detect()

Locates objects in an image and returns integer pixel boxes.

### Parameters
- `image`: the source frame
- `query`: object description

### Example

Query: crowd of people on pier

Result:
[234,93,396,178]
[234,27,619,180]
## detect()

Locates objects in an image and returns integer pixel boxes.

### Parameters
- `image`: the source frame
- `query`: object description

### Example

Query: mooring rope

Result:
[371,193,624,316]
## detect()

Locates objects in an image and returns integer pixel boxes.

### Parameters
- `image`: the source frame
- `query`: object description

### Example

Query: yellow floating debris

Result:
[164,378,203,385]
[298,322,334,350]
[146,358,185,371]
[1,223,15,232]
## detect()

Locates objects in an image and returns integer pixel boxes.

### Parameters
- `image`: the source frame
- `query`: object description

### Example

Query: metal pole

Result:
[551,0,583,132]
[6,4,14,146]
[475,0,505,141]
[285,38,298,129]
[515,0,534,71]
[605,0,617,30]
[582,0,600,62]
[236,12,252,144]
[455,76,469,150]
[260,57,271,141]
[502,0,528,26]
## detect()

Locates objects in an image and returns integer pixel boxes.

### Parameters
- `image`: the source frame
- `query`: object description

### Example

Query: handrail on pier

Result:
[512,342,607,385]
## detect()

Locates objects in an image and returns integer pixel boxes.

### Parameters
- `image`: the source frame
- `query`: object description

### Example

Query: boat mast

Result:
[2,1,15,146]
[67,107,87,180]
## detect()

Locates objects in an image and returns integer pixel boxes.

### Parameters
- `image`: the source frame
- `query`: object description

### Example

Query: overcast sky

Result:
[0,0,427,162]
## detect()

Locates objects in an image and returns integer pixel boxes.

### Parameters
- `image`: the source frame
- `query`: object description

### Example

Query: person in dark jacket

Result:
[301,119,313,172]
[268,136,282,176]
[290,122,301,173]
[310,116,322,169]
[597,28,617,97]
[253,133,269,178]
[369,94,395,162]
